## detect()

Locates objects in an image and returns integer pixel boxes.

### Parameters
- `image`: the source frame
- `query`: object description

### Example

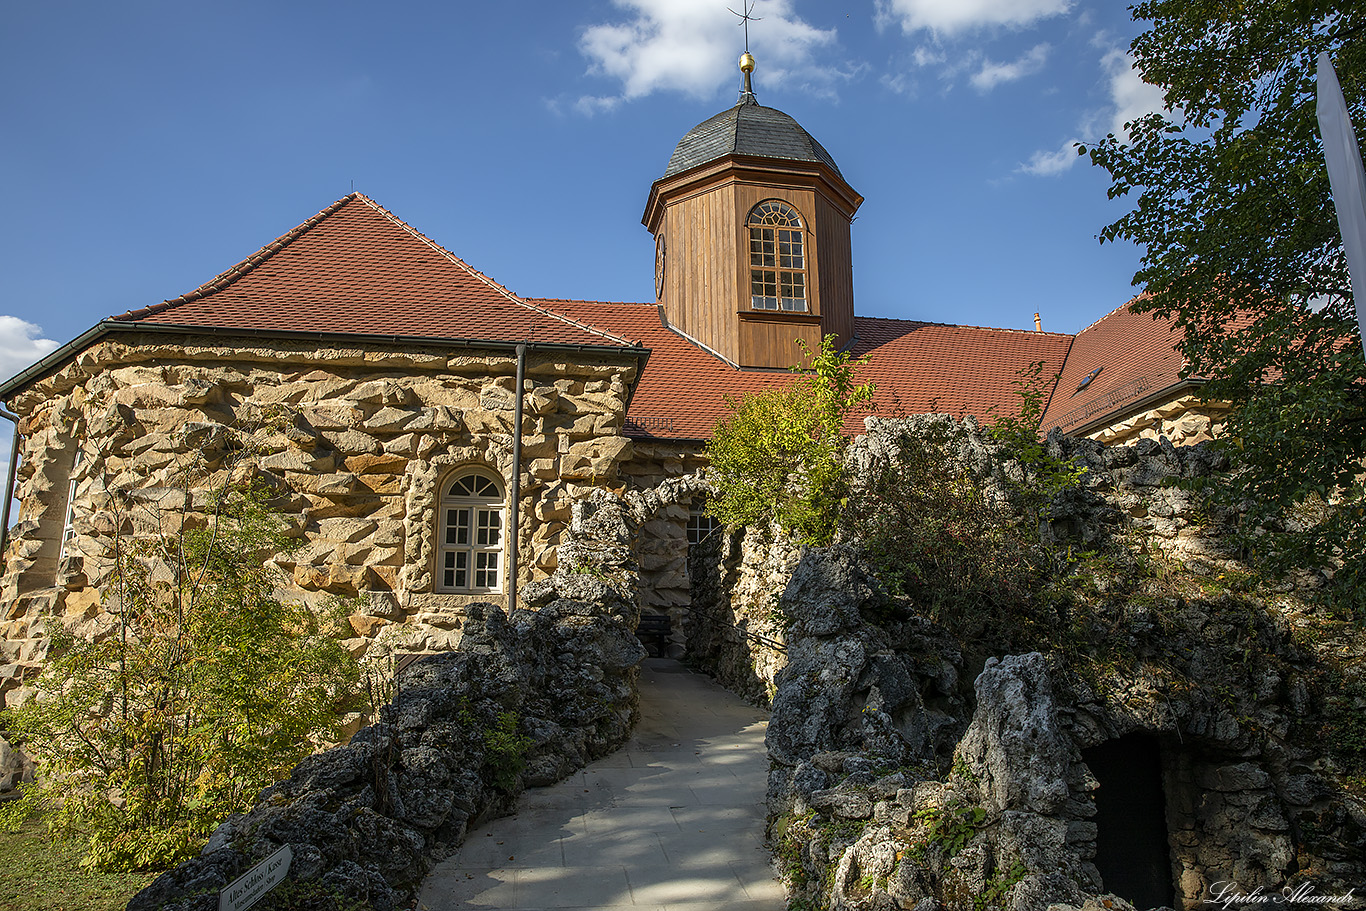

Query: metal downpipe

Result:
[508,345,526,611]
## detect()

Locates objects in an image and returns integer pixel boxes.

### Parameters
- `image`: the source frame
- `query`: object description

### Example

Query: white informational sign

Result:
[219,844,293,911]
[1317,51,1366,363]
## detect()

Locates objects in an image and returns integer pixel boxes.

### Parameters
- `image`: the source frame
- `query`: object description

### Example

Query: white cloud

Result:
[1101,48,1166,141]
[1018,140,1081,177]
[0,316,54,524]
[1017,50,1166,177]
[970,43,1050,92]
[573,95,622,116]
[912,45,946,67]
[0,316,58,385]
[876,0,1073,36]
[576,0,839,110]
[880,71,917,96]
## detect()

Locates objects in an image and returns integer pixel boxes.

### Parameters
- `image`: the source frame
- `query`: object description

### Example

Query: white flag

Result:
[1317,51,1366,363]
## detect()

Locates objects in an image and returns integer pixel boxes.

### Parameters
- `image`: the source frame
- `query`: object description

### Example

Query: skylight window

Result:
[1077,366,1103,392]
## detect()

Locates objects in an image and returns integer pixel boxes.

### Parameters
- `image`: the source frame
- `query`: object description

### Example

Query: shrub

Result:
[842,417,1045,636]
[706,335,872,546]
[843,361,1080,639]
[986,359,1085,528]
[483,711,534,791]
[0,431,358,871]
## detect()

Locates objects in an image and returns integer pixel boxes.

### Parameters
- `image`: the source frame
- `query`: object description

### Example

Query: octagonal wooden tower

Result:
[642,60,863,370]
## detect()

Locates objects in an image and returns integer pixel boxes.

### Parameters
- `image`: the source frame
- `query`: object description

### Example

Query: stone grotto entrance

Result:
[1084,733,1176,910]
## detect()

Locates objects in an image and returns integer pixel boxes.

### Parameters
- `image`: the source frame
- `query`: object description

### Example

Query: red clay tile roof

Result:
[851,316,1073,428]
[1039,298,1191,435]
[535,300,1073,441]
[114,194,637,351]
[89,193,1190,443]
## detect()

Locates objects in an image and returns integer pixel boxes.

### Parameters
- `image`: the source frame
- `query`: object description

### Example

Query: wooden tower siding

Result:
[645,156,861,370]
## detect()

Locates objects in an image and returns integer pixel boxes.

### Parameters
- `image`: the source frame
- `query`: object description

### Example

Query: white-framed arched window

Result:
[748,199,808,312]
[436,470,505,593]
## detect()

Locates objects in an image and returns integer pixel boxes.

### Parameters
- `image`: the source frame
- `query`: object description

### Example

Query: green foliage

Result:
[986,360,1086,525]
[773,810,820,901]
[844,419,1040,631]
[1316,674,1366,777]
[949,756,980,787]
[1,479,358,871]
[909,805,987,864]
[0,818,156,911]
[706,335,873,546]
[482,711,533,792]
[975,860,1027,911]
[845,388,1074,642]
[842,361,1086,639]
[252,874,372,911]
[1082,2,1366,613]
[566,561,610,581]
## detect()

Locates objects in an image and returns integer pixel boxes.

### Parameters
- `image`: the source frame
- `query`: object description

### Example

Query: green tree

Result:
[1083,2,1366,610]
[705,335,873,546]
[0,431,358,871]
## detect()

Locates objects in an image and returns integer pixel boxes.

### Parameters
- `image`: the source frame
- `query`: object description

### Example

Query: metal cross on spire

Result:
[727,0,762,55]
[728,1,761,103]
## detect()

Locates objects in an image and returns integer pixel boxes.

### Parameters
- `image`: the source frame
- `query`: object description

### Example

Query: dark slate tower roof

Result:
[662,96,843,179]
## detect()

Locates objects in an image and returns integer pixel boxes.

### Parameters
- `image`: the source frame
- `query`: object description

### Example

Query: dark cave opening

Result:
[1083,733,1176,910]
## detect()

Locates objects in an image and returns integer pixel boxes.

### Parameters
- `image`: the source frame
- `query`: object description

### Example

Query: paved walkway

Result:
[418,658,784,911]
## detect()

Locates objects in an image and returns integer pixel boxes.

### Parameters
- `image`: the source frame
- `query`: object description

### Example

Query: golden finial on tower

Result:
[729,1,761,102]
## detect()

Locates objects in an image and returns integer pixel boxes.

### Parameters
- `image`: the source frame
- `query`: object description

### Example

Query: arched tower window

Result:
[748,200,808,312]
[436,471,505,593]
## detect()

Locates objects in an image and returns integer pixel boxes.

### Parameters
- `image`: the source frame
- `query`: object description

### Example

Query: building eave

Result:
[1055,377,1210,439]
[0,320,650,406]
[643,154,862,232]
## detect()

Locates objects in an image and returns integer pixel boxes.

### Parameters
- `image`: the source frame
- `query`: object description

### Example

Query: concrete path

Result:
[417,658,784,911]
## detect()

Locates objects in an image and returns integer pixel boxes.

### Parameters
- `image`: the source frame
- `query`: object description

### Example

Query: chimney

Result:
[1034,312,1043,332]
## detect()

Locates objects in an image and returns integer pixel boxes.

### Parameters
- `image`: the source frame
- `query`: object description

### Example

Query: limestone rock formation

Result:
[699,417,1366,911]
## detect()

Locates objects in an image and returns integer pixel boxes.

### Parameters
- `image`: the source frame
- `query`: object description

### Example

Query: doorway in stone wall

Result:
[1083,733,1176,910]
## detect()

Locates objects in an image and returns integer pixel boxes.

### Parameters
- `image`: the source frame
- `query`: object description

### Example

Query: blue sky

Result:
[0,0,1166,395]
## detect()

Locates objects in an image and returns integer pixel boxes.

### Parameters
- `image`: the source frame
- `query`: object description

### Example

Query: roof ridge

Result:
[528,297,654,308]
[116,194,360,321]
[1073,292,1154,335]
[353,196,639,349]
[855,314,1074,338]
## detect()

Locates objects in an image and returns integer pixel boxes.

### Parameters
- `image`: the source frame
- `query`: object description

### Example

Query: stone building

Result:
[1040,298,1232,447]
[0,61,1225,706]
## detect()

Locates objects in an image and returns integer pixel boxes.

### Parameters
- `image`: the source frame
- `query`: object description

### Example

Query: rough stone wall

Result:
[1039,428,1259,578]
[618,440,708,645]
[686,523,798,706]
[0,333,639,709]
[849,415,1240,573]
[767,553,1366,911]
[1083,394,1231,448]
[126,594,643,911]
